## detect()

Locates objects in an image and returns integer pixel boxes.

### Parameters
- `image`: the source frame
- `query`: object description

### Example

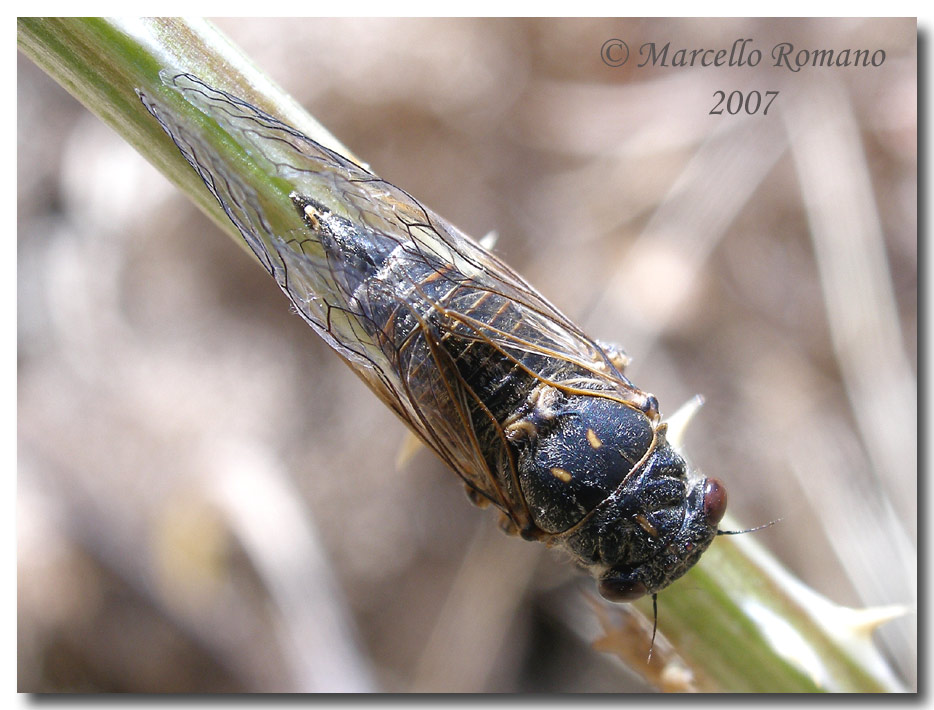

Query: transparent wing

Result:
[139,73,648,521]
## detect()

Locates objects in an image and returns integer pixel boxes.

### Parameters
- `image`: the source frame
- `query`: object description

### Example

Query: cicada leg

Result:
[502,384,560,443]
[498,513,521,537]
[464,484,492,509]
[596,340,631,372]
[595,341,660,419]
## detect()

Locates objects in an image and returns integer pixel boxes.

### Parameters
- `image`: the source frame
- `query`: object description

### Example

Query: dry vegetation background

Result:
[18,18,916,691]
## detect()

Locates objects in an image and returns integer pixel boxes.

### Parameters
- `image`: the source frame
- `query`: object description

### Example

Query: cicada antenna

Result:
[643,516,775,665]
[646,593,658,664]
[716,518,782,536]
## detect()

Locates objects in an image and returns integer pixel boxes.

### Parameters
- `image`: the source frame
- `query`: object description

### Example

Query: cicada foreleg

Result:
[596,340,632,373]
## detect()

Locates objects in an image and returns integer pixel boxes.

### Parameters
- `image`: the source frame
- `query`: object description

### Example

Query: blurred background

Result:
[18,18,916,691]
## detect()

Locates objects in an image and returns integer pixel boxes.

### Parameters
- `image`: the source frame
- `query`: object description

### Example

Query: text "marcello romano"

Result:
[637,39,886,72]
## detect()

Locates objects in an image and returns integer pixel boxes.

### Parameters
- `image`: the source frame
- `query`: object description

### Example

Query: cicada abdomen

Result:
[139,72,727,602]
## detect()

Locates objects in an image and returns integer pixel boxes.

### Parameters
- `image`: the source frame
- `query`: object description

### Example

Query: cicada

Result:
[139,73,727,602]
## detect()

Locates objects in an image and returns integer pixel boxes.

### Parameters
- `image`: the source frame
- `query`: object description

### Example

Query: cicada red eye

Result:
[703,478,728,526]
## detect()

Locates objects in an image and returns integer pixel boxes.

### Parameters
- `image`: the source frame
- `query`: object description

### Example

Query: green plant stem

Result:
[17,17,351,255]
[17,17,905,693]
[629,525,903,691]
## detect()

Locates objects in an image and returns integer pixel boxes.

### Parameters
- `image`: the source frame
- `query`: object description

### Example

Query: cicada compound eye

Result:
[702,477,728,526]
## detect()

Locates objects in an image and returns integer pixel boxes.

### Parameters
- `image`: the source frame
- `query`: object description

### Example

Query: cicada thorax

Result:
[502,380,727,599]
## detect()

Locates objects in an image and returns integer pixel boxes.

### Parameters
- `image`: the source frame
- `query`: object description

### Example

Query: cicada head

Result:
[594,473,727,602]
[505,385,727,602]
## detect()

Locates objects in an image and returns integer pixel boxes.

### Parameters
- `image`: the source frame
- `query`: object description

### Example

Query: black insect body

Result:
[139,72,728,602]
[506,387,727,601]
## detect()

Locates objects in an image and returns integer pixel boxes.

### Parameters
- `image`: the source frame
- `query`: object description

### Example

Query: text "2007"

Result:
[710,90,779,116]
